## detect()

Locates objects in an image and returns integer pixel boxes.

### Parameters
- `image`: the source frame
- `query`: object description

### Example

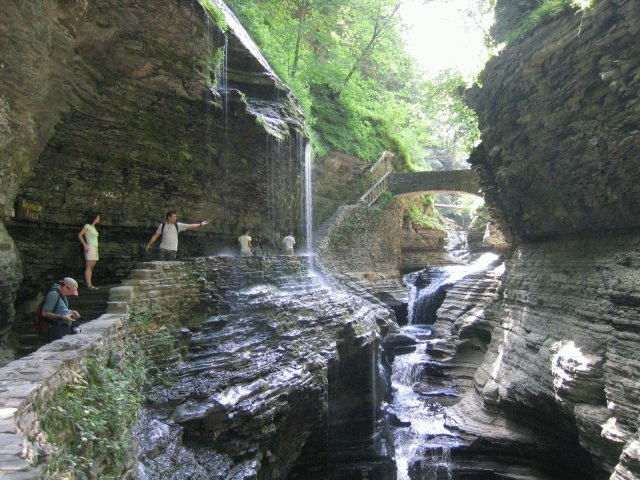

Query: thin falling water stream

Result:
[304,142,313,255]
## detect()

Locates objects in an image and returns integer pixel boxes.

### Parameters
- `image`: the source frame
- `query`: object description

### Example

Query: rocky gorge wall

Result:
[445,232,640,479]
[433,0,640,478]
[0,0,307,341]
[466,0,640,242]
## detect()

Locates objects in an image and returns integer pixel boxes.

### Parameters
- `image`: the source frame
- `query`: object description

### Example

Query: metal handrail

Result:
[359,170,393,206]
[368,151,394,179]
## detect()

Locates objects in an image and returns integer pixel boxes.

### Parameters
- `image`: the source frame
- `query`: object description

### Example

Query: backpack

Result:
[153,222,166,243]
[34,290,61,334]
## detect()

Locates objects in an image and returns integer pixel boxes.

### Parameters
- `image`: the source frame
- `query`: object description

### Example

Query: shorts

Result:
[85,246,99,261]
[159,248,177,261]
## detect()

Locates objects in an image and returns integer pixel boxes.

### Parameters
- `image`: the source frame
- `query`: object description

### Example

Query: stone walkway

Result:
[0,283,133,479]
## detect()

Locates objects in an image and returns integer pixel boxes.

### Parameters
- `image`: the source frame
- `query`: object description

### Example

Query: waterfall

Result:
[391,253,503,479]
[408,269,450,325]
[218,34,229,114]
[408,253,500,325]
[134,258,397,479]
[421,446,452,480]
[304,142,313,254]
[218,33,229,158]
[202,18,230,196]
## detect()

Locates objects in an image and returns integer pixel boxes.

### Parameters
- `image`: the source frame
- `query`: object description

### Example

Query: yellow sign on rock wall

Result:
[15,197,43,221]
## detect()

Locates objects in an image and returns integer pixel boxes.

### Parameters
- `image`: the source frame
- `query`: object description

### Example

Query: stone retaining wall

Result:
[0,255,310,479]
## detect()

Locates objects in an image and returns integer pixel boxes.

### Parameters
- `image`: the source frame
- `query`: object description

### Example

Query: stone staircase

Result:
[70,287,115,323]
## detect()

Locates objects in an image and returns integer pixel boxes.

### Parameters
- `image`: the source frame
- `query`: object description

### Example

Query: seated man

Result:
[41,277,81,341]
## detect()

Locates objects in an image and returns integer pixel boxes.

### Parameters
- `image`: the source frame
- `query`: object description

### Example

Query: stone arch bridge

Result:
[358,152,482,206]
[388,170,482,197]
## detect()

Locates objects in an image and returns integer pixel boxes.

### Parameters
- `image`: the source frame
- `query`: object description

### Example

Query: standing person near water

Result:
[146,211,208,260]
[282,233,295,255]
[78,212,100,290]
[238,228,253,256]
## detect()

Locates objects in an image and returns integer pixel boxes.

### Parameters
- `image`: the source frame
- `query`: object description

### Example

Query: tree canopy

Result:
[225,0,484,171]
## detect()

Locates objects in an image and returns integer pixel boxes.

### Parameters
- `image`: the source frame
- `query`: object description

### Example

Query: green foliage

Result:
[38,312,182,479]
[431,192,484,227]
[310,83,389,161]
[328,195,396,248]
[226,0,481,168]
[376,190,394,209]
[410,71,480,171]
[402,194,448,232]
[329,209,358,249]
[179,143,194,162]
[39,350,147,479]
[506,0,597,43]
[469,203,492,234]
[199,49,225,90]
[199,0,229,31]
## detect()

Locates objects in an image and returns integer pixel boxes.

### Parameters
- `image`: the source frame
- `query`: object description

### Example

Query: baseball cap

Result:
[62,277,79,295]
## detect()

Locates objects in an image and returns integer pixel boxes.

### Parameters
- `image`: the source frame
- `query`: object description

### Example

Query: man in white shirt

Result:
[146,211,208,260]
[238,228,253,256]
[282,234,295,255]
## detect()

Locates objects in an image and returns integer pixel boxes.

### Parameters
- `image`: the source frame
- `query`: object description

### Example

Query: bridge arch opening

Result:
[397,191,484,231]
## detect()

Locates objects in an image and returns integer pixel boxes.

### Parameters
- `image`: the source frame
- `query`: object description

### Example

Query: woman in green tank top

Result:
[78,212,101,290]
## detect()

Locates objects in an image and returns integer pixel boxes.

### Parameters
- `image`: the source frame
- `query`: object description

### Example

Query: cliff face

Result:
[4,0,640,477]
[440,1,640,478]
[0,1,307,335]
[467,0,640,242]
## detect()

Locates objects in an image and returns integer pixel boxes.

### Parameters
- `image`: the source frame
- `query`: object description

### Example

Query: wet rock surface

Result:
[136,262,398,480]
[425,233,640,480]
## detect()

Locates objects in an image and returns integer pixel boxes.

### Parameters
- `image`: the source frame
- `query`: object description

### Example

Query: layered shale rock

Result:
[136,259,398,480]
[433,1,640,478]
[440,233,640,479]
[0,0,307,345]
[466,0,640,242]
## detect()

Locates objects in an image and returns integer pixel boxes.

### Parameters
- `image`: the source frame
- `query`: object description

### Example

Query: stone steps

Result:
[69,287,113,319]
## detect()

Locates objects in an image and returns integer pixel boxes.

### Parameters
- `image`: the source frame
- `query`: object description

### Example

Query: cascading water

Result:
[304,142,313,255]
[390,253,502,480]
[407,253,501,325]
[133,258,397,480]
[217,34,229,116]
[205,6,306,254]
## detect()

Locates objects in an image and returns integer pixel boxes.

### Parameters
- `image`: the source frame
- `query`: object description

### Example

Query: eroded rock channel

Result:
[132,241,637,480]
[135,258,397,480]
